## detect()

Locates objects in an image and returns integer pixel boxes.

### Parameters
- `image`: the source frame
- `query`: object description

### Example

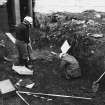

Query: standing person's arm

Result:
[28,37,32,50]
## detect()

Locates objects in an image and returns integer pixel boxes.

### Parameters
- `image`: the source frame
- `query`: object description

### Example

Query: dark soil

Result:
[1,10,105,105]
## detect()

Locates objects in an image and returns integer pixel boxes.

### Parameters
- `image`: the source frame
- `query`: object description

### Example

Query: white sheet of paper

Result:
[26,83,35,89]
[12,65,33,75]
[0,79,15,94]
[61,40,71,54]
[5,32,16,44]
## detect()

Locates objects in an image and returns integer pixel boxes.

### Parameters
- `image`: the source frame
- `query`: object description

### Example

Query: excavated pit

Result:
[0,10,105,105]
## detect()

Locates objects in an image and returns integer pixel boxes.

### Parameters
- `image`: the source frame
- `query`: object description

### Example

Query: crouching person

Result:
[12,16,33,75]
[59,53,81,79]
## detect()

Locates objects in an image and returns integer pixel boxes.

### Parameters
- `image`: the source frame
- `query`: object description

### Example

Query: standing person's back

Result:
[15,22,30,43]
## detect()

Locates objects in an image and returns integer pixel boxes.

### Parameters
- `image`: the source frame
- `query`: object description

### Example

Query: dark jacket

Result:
[15,23,30,43]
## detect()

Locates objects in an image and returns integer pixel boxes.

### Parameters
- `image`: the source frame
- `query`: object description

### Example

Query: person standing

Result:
[12,16,33,75]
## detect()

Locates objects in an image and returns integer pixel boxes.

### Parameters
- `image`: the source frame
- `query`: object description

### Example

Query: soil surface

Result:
[1,10,105,105]
[0,40,104,105]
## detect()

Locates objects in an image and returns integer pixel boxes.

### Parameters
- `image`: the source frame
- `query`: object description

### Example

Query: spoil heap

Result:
[35,10,105,81]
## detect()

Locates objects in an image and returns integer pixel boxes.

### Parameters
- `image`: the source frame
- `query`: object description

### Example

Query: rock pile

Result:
[34,10,105,80]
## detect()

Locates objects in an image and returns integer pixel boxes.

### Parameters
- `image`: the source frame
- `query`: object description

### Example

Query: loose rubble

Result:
[0,10,105,105]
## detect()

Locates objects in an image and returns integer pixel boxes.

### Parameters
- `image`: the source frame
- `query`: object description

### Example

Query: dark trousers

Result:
[15,40,29,66]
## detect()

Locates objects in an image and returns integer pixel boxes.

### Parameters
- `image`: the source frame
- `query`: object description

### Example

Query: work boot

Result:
[20,58,33,69]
